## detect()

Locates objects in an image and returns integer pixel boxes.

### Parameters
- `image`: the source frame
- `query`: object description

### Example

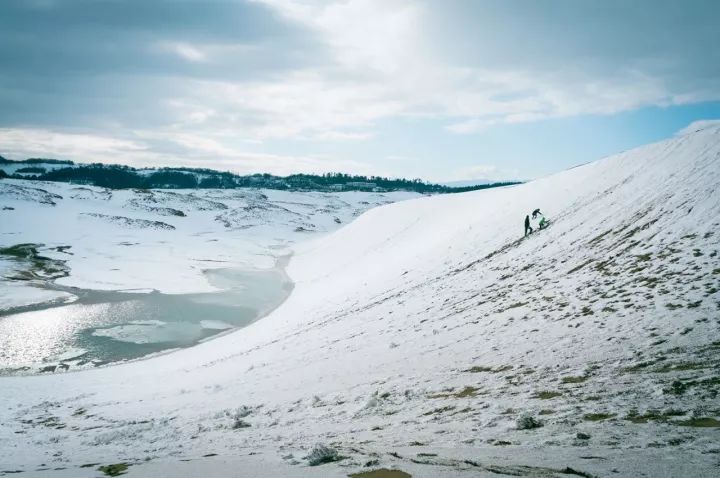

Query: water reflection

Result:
[0,267,292,374]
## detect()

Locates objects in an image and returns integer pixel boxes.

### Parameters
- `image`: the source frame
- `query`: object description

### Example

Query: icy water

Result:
[0,267,292,374]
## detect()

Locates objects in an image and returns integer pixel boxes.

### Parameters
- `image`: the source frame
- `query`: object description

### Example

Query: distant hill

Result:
[0,156,73,165]
[443,178,522,188]
[0,156,521,193]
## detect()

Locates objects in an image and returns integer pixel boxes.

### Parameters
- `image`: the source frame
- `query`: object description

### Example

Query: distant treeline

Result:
[0,155,74,165]
[0,157,521,193]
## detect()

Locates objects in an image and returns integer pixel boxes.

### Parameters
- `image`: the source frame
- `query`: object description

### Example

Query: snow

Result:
[0,183,417,298]
[0,265,73,312]
[0,184,417,371]
[50,347,89,362]
[0,126,719,476]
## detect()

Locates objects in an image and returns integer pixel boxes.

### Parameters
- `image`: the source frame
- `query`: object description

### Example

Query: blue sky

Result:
[0,0,718,182]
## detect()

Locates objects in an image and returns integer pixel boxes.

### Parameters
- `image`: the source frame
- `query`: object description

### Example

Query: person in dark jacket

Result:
[524,215,533,236]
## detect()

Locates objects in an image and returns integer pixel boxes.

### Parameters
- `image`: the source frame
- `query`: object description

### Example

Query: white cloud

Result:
[385,154,415,162]
[0,128,146,162]
[159,42,207,62]
[206,72,403,139]
[247,0,718,138]
[457,164,497,177]
[0,128,374,176]
[265,0,424,74]
[447,163,521,183]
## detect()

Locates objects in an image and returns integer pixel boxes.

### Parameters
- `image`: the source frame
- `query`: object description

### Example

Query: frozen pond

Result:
[0,267,292,374]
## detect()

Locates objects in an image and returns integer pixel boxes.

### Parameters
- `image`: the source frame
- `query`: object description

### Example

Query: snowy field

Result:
[0,182,418,300]
[0,185,418,372]
[0,126,719,477]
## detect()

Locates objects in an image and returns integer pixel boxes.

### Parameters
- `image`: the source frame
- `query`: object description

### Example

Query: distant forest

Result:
[0,156,521,193]
[0,156,74,165]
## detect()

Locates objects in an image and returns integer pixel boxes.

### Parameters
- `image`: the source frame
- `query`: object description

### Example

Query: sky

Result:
[0,0,719,182]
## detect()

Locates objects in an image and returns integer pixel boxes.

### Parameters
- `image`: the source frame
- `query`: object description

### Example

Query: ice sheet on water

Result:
[200,320,234,330]
[92,320,173,344]
[52,347,89,362]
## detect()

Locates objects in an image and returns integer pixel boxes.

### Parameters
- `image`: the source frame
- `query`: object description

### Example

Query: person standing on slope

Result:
[524,214,533,236]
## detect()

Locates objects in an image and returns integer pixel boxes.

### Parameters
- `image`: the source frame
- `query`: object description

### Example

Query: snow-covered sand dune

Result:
[1,126,719,476]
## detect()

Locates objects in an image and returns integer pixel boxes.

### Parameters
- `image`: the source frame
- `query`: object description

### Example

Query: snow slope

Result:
[1,127,719,477]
